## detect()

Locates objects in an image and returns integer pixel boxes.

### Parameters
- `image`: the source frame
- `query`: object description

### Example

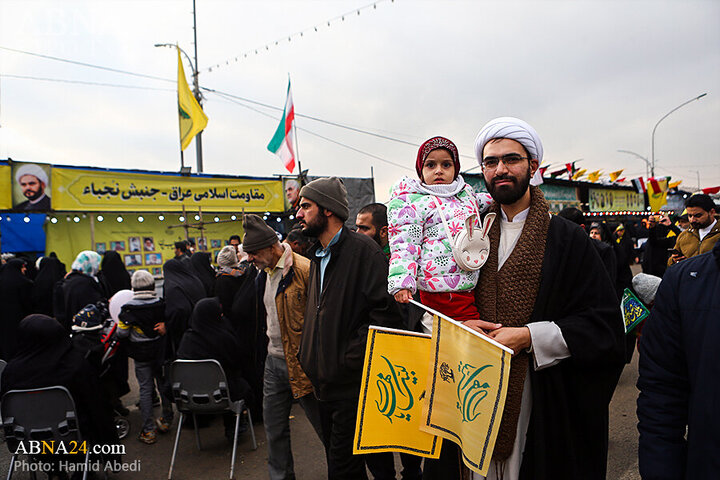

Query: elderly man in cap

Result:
[14,164,51,211]
[242,214,323,480]
[295,177,402,479]
[436,118,623,480]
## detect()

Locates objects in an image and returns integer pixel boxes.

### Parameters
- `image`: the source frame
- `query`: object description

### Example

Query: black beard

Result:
[24,189,43,201]
[302,213,329,238]
[486,165,531,205]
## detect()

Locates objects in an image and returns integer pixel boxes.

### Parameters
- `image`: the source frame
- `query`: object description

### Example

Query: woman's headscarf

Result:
[32,257,67,316]
[177,297,241,367]
[71,251,102,278]
[163,257,206,305]
[99,251,131,296]
[0,315,75,394]
[190,252,216,296]
[415,136,461,181]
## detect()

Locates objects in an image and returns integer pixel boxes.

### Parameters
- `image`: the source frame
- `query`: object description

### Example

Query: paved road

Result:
[0,354,642,479]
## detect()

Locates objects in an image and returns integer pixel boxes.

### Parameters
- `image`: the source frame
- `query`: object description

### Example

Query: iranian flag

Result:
[267,80,296,173]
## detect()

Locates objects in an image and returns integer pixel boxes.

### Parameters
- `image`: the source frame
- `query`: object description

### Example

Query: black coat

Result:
[162,258,206,356]
[0,259,33,359]
[53,271,105,332]
[642,224,679,277]
[637,241,720,479]
[518,216,625,480]
[298,228,403,401]
[0,315,119,449]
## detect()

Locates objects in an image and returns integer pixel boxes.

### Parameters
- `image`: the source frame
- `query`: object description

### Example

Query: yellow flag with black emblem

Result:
[418,304,513,476]
[177,47,208,151]
[353,326,442,459]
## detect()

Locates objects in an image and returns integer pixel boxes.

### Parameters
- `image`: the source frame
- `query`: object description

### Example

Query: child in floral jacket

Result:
[387,136,492,327]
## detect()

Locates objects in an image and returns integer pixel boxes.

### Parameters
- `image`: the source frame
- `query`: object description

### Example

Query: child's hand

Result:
[154,322,167,335]
[394,289,412,303]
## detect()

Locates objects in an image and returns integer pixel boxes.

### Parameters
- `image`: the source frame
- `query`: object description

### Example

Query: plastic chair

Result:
[167,359,256,480]
[2,386,90,480]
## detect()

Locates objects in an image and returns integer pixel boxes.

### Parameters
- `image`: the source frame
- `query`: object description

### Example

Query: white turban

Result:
[474,117,543,164]
[15,164,49,186]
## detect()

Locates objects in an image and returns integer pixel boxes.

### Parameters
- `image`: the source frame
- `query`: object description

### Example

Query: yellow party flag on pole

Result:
[414,301,513,476]
[354,326,442,458]
[572,168,587,180]
[177,47,208,151]
[609,169,624,182]
[587,170,602,182]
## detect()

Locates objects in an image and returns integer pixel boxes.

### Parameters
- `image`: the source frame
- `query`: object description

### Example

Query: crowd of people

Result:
[1,116,718,479]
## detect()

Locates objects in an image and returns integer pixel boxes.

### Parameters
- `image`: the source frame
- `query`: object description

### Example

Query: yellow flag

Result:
[669,180,682,189]
[420,312,512,476]
[609,169,624,182]
[587,170,602,182]
[648,178,669,212]
[572,168,587,180]
[178,48,208,151]
[354,327,442,458]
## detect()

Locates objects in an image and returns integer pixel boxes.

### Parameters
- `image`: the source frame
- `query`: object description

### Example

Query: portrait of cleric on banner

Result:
[12,162,52,211]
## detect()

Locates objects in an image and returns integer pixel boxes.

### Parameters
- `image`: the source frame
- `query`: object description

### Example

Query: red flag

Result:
[565,162,574,178]
[615,177,626,183]
[648,178,661,194]
[702,186,720,195]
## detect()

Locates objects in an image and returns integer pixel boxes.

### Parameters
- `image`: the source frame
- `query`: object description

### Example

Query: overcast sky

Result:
[1,0,718,202]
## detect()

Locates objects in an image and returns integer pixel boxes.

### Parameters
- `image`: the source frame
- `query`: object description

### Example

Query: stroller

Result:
[71,302,131,439]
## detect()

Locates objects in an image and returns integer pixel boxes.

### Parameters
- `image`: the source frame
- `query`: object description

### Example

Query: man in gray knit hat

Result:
[296,177,402,479]
[242,214,323,480]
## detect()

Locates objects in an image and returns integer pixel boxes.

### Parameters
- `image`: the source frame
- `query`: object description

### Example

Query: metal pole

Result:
[617,149,650,178]
[651,93,707,178]
[192,0,203,173]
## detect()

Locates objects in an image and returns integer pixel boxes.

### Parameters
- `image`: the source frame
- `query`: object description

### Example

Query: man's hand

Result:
[154,322,167,336]
[464,319,502,335]
[670,252,686,264]
[394,289,412,303]
[488,327,531,355]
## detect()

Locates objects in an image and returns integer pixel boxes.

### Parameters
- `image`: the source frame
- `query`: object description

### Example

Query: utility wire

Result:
[0,74,174,91]
[0,45,174,83]
[212,91,412,172]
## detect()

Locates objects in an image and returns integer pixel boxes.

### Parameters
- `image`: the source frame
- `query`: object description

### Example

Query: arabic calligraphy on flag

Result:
[354,327,441,459]
[420,313,512,476]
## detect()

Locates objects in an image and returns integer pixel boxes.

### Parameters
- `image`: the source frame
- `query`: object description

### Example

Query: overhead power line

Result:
[0,45,174,83]
[212,91,412,172]
[0,74,174,91]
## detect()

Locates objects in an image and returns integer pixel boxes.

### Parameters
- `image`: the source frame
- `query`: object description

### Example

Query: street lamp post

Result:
[617,149,650,178]
[651,93,707,178]
[155,43,204,173]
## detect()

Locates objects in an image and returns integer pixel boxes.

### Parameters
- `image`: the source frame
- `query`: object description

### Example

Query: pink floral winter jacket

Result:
[387,176,492,295]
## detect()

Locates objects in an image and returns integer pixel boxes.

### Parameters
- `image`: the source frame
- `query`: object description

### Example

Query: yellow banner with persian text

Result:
[0,164,12,210]
[588,188,645,212]
[51,168,283,212]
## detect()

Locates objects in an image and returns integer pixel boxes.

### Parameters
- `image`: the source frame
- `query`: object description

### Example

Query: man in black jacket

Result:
[637,240,720,479]
[297,177,402,480]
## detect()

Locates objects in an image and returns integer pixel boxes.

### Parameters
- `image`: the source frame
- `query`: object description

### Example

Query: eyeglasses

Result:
[481,154,528,170]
